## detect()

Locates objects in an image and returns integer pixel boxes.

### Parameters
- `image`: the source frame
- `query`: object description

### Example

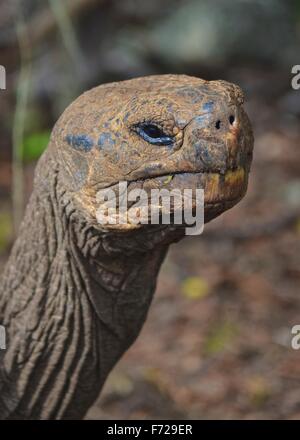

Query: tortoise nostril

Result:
[215,120,221,130]
[215,115,235,130]
[229,115,235,125]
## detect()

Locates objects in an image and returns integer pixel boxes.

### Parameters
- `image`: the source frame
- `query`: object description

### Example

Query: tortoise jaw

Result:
[105,166,248,229]
[127,166,248,203]
[77,166,249,232]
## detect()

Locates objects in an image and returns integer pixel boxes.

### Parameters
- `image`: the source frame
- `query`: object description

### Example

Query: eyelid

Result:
[135,121,165,133]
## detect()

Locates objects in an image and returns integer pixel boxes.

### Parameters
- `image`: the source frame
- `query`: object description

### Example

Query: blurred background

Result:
[0,0,300,419]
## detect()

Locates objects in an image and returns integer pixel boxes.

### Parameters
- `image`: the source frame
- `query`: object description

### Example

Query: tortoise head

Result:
[49,74,253,238]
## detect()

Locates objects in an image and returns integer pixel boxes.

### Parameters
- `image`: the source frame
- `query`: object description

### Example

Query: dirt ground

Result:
[0,70,300,420]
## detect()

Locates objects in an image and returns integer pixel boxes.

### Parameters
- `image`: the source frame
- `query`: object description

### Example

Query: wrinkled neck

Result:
[0,160,168,419]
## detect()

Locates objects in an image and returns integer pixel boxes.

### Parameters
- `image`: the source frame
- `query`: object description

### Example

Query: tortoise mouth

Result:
[91,167,248,230]
[125,166,248,206]
[80,166,249,232]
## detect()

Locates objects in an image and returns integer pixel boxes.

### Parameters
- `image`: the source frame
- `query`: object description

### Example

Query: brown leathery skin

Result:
[0,75,253,419]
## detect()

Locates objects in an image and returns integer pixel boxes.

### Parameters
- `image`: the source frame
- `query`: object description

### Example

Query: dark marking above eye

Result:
[134,123,174,146]
[65,134,94,152]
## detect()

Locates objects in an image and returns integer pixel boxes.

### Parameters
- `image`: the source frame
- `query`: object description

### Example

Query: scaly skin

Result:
[0,75,253,419]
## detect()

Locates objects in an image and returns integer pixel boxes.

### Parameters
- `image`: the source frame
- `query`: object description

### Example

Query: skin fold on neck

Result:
[0,153,169,419]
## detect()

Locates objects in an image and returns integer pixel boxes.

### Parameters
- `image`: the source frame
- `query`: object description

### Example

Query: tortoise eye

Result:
[134,123,174,146]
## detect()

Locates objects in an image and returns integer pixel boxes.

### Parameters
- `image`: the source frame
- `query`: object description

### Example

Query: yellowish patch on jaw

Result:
[204,173,220,202]
[77,166,248,230]
[163,175,174,185]
[224,167,245,186]
[204,167,246,203]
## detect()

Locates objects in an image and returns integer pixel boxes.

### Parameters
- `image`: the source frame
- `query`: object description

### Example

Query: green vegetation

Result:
[0,212,13,254]
[23,131,51,162]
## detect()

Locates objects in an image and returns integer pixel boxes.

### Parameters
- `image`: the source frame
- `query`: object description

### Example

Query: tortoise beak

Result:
[125,166,249,224]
